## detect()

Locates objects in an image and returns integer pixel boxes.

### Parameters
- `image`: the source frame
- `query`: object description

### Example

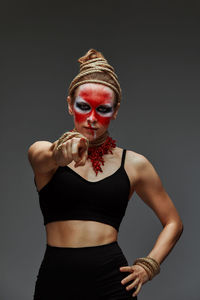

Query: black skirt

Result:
[33,240,137,300]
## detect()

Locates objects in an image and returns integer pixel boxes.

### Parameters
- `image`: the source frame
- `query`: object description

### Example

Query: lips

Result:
[84,127,98,130]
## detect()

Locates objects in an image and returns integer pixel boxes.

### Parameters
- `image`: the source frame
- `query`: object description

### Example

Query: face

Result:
[67,83,120,141]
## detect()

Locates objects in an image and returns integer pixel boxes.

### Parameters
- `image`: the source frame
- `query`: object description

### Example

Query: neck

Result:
[72,128,109,148]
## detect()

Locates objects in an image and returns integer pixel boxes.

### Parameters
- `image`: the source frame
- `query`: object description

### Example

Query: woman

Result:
[28,49,183,299]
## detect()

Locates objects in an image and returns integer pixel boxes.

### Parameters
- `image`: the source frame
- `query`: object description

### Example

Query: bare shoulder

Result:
[28,141,49,166]
[28,140,59,192]
[28,140,58,174]
[125,149,152,186]
[126,149,148,166]
[126,148,165,193]
[28,140,53,159]
[126,149,150,172]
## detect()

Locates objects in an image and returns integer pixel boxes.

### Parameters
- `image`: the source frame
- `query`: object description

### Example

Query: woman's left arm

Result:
[134,155,184,264]
[120,154,184,297]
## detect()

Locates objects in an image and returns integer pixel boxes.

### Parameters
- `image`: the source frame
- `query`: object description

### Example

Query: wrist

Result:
[133,256,160,281]
[50,141,59,167]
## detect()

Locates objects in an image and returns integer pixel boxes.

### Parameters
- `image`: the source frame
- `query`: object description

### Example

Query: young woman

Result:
[28,48,183,299]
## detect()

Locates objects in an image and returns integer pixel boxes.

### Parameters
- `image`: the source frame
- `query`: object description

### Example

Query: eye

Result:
[76,102,91,111]
[96,106,113,114]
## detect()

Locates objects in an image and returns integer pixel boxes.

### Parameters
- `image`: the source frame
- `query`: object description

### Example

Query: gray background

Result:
[1,0,199,299]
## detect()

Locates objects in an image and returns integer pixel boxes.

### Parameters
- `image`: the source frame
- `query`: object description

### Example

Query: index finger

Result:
[79,137,88,146]
[75,148,88,167]
[119,266,133,272]
[78,138,88,152]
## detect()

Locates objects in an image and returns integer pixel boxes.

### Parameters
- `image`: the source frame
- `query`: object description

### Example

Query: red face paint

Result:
[73,86,114,126]
[80,89,111,103]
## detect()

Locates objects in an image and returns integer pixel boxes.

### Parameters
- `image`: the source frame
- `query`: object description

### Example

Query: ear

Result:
[111,102,120,120]
[67,96,74,115]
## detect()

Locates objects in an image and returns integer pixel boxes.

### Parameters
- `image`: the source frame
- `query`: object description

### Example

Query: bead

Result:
[87,136,116,175]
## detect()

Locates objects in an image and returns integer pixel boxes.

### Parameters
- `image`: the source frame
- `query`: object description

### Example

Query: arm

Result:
[27,140,58,174]
[133,155,184,265]
[119,154,184,297]
[27,137,89,175]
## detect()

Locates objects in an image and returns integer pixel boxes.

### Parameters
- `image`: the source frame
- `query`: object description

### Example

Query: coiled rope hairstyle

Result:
[68,49,122,108]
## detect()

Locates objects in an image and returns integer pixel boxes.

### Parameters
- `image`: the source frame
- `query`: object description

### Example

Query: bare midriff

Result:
[45,220,118,247]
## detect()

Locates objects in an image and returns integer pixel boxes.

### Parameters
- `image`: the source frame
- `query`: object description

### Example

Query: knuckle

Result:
[131,266,136,272]
[65,139,71,145]
[71,148,77,155]
[71,138,77,146]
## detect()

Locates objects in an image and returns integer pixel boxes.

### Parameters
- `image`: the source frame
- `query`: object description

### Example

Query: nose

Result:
[87,109,97,123]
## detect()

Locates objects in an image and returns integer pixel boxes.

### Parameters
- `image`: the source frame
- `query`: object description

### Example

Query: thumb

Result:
[81,149,88,164]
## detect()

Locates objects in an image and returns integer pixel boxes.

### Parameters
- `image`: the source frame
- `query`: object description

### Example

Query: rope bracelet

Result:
[133,256,160,280]
[55,131,89,151]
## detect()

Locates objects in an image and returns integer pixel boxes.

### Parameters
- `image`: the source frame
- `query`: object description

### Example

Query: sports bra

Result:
[34,149,130,232]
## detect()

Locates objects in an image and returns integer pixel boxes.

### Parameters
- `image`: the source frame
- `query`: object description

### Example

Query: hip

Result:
[33,240,137,299]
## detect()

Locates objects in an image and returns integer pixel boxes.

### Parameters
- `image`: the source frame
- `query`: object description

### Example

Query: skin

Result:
[68,83,119,142]
[28,83,183,297]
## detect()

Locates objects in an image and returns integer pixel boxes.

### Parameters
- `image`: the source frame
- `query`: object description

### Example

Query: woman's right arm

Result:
[28,137,88,175]
[28,140,59,175]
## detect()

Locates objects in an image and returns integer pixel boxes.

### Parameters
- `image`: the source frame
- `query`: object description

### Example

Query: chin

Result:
[83,132,99,141]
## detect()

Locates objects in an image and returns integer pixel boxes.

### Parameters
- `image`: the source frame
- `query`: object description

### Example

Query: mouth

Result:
[84,127,98,130]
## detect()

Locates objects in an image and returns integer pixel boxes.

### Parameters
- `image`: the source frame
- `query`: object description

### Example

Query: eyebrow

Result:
[98,103,113,107]
[75,97,88,103]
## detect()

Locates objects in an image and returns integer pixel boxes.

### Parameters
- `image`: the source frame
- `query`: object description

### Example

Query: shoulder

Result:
[28,140,59,192]
[115,146,148,166]
[125,149,148,167]
[28,141,53,159]
[27,140,58,174]
[125,149,155,185]
[28,140,55,153]
[28,140,58,160]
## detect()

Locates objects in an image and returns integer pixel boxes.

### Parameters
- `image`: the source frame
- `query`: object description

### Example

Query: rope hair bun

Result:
[68,49,122,107]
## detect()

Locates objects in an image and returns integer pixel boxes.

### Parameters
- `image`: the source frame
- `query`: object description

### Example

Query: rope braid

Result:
[56,130,89,151]
[133,256,161,281]
[68,49,122,104]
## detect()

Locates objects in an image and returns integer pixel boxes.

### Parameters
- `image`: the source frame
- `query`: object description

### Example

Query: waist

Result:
[45,219,118,247]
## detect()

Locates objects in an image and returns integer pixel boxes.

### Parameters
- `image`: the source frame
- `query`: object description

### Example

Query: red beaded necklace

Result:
[70,128,116,176]
[87,135,116,175]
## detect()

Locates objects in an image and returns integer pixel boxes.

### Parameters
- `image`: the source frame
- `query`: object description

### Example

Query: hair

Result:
[68,49,122,109]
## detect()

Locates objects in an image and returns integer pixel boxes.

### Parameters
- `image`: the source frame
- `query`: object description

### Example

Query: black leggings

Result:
[33,240,137,299]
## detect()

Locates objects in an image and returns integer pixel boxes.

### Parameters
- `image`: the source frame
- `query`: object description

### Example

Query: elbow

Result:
[176,217,184,233]
[179,222,184,235]
[165,219,184,240]
[175,220,184,240]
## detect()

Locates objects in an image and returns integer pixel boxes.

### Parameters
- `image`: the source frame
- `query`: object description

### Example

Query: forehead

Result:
[75,83,115,104]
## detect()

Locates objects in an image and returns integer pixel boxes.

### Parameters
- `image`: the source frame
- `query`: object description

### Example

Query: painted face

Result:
[73,85,115,127]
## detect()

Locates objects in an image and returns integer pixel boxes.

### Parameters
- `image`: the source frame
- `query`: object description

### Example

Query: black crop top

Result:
[34,149,130,232]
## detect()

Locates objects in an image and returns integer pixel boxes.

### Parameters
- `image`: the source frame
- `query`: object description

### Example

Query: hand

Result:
[119,264,149,297]
[53,137,88,167]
